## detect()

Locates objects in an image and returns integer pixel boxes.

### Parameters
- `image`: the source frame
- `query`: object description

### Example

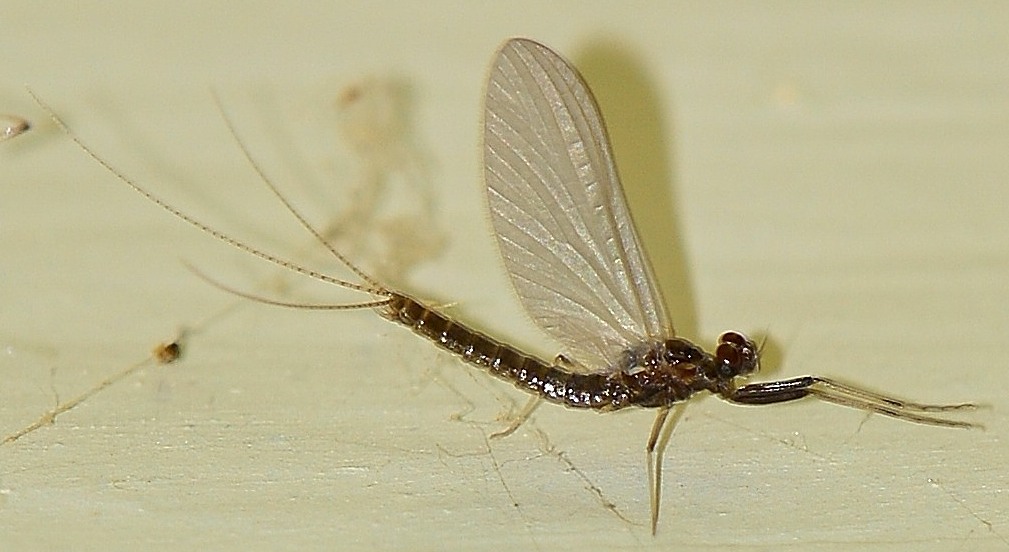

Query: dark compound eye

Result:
[718,331,748,347]
[716,342,740,369]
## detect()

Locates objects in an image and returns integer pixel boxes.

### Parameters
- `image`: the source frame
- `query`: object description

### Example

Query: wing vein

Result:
[483,39,672,371]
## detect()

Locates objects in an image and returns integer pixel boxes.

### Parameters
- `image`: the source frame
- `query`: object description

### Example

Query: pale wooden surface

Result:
[2,3,1008,551]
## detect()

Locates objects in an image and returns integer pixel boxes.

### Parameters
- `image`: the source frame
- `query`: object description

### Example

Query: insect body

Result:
[385,291,753,410]
[35,38,976,535]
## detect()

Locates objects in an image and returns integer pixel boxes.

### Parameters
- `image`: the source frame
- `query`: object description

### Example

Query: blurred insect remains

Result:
[152,336,184,364]
[1,114,30,142]
[31,38,978,535]
[3,331,187,445]
[327,77,445,287]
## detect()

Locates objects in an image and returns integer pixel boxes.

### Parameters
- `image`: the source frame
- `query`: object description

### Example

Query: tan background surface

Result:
[2,2,1007,550]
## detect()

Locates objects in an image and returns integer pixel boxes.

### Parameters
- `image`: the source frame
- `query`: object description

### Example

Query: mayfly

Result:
[33,38,976,534]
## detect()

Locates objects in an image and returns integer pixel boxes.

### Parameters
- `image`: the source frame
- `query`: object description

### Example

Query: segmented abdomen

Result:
[380,293,633,410]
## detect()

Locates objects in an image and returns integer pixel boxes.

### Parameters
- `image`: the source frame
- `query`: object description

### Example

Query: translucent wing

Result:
[483,38,672,372]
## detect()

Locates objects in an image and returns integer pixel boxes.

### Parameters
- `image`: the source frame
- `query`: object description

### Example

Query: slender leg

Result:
[490,395,542,439]
[646,407,670,536]
[645,404,687,535]
[724,376,978,429]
